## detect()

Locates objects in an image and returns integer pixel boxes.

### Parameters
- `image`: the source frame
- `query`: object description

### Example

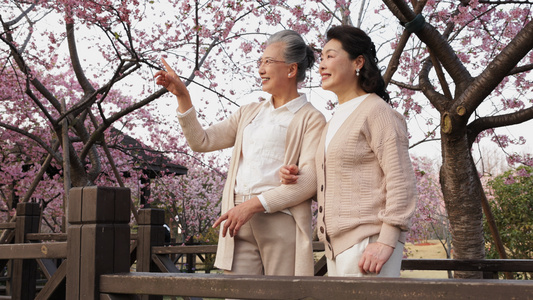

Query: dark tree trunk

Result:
[440,131,485,279]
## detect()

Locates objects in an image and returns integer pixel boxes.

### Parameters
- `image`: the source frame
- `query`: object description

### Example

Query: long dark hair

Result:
[326,25,390,103]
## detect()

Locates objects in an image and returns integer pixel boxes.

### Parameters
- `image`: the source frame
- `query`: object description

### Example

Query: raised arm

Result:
[154,58,193,113]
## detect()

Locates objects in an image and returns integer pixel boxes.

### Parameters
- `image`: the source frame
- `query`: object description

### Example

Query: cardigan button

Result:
[319,206,323,213]
[320,185,324,192]
[320,226,324,234]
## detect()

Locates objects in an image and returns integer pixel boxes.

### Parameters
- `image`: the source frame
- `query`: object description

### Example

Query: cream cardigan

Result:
[178,100,326,275]
[316,94,417,259]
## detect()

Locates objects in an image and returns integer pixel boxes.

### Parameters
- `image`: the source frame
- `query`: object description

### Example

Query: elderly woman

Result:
[155,30,325,276]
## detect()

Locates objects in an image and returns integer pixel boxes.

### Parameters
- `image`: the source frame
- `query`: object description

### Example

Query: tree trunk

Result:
[440,131,485,279]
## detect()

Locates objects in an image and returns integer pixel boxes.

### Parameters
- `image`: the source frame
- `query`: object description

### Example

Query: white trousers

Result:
[326,234,404,277]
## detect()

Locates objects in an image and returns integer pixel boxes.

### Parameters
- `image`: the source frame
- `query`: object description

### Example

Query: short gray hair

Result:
[267,30,315,83]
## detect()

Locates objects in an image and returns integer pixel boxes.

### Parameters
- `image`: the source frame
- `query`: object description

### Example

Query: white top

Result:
[177,94,308,213]
[237,94,307,213]
[325,94,370,152]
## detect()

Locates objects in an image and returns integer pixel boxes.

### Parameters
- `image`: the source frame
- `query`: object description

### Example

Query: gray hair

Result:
[267,30,315,83]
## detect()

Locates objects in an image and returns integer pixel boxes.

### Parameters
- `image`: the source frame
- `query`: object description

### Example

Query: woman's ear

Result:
[354,55,365,71]
[288,63,298,78]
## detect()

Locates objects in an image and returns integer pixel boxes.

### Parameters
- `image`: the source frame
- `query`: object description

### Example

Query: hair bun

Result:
[305,45,316,70]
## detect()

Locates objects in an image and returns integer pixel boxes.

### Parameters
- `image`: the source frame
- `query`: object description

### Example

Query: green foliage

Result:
[484,166,533,279]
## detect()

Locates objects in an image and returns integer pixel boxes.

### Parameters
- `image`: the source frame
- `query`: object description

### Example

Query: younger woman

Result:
[281,25,417,277]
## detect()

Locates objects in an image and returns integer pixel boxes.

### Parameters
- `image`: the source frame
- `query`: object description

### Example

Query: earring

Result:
[356,69,360,76]
[288,73,291,77]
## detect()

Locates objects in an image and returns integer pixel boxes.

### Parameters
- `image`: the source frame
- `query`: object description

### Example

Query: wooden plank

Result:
[0,243,67,259]
[152,242,323,255]
[114,224,131,273]
[82,186,116,223]
[12,203,40,300]
[0,223,16,229]
[35,259,67,300]
[68,187,84,224]
[80,224,115,298]
[114,187,132,223]
[66,225,82,299]
[130,240,138,266]
[100,273,533,299]
[152,245,217,255]
[16,202,41,216]
[312,241,325,251]
[152,254,180,273]
[100,293,140,300]
[138,209,165,226]
[37,259,58,280]
[314,255,327,276]
[0,226,15,244]
[26,233,68,241]
[136,226,151,272]
[401,259,533,272]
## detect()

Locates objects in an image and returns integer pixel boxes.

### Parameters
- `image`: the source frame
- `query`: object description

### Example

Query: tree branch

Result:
[510,62,533,75]
[467,104,533,146]
[89,111,139,223]
[0,122,62,162]
[66,22,96,95]
[479,0,533,3]
[4,2,37,27]
[1,20,62,114]
[383,0,474,94]
[389,79,422,90]
[419,58,450,111]
[383,30,410,88]
[56,61,139,124]
[457,21,533,116]
[79,87,168,160]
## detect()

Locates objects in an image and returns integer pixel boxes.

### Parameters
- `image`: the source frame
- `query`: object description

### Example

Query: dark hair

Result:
[267,30,315,83]
[326,25,390,103]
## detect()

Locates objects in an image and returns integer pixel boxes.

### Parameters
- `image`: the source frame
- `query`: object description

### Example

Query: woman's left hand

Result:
[358,242,394,274]
[212,197,265,238]
[279,164,299,184]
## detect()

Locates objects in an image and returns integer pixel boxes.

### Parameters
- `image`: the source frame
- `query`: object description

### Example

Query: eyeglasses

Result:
[257,58,287,68]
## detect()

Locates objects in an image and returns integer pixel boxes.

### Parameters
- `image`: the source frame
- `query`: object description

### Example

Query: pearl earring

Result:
[356,69,360,76]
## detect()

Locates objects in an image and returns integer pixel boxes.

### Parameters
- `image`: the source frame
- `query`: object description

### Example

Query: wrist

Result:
[250,197,266,213]
[177,94,192,113]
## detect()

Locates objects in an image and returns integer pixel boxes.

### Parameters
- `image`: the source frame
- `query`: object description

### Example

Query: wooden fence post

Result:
[66,186,131,299]
[8,202,40,299]
[137,208,165,300]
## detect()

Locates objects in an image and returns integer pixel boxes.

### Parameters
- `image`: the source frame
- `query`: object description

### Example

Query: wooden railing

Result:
[99,272,533,300]
[1,186,533,300]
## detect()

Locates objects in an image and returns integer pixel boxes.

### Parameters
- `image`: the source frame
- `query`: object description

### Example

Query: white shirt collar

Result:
[265,93,308,114]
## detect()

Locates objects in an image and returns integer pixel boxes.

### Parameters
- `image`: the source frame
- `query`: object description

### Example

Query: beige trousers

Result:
[224,211,297,276]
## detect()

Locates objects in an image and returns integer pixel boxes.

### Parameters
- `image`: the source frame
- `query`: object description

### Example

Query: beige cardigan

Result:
[316,94,417,259]
[178,100,326,275]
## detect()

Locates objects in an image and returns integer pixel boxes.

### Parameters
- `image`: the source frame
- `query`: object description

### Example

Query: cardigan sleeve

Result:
[367,104,417,247]
[261,106,326,212]
[177,106,242,152]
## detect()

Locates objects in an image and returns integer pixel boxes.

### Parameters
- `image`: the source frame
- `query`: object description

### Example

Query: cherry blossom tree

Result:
[379,0,533,278]
[0,0,334,240]
[408,156,450,251]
